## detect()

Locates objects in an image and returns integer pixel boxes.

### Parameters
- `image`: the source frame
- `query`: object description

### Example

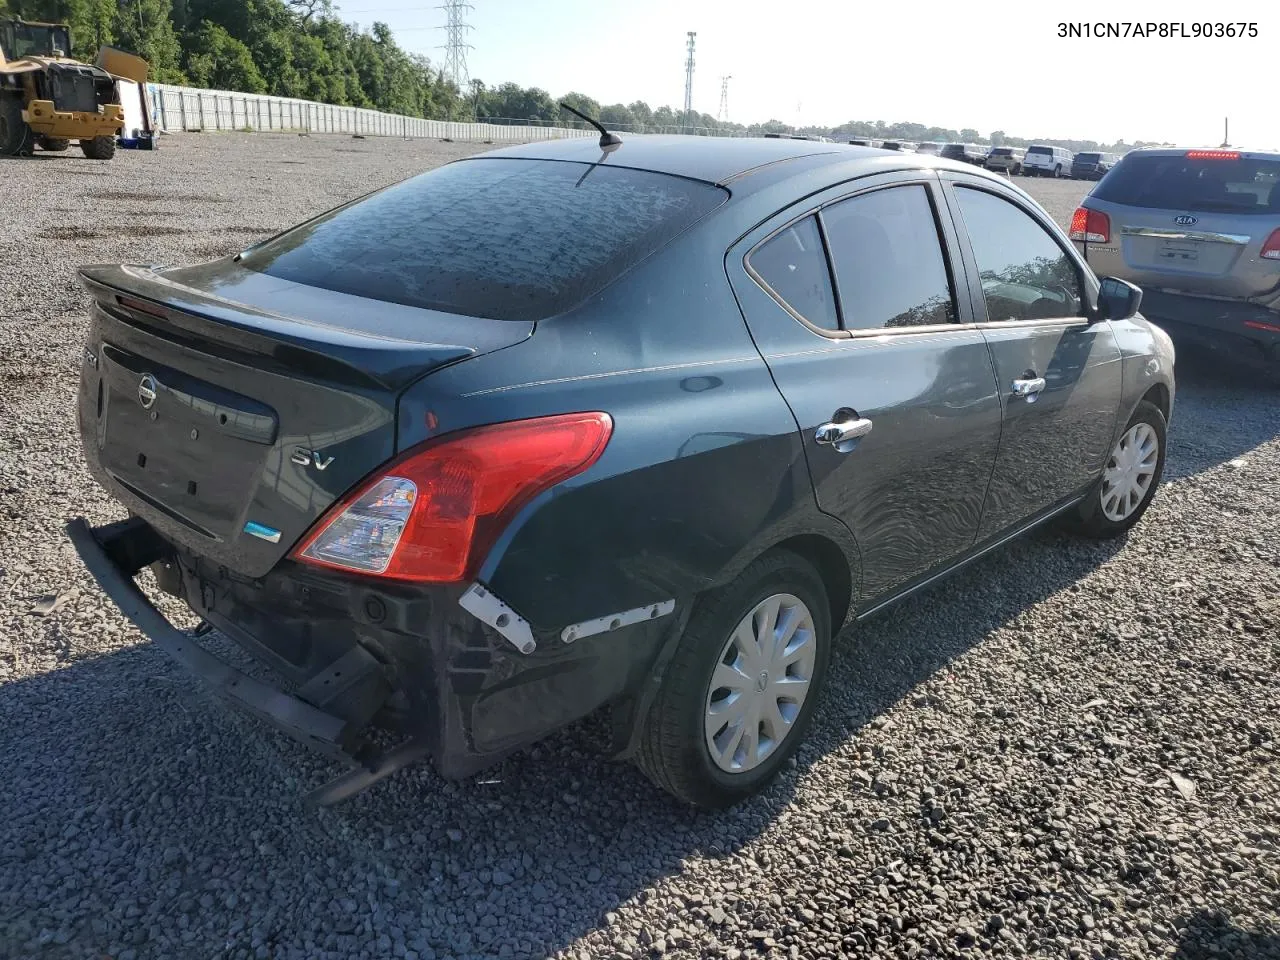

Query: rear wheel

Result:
[80,136,116,160]
[1067,400,1166,538]
[636,550,832,808]
[0,96,34,157]
[1054,164,1063,178]
[38,136,71,152]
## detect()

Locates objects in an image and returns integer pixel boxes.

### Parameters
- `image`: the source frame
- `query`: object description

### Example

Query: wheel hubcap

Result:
[704,592,817,774]
[1100,422,1159,522]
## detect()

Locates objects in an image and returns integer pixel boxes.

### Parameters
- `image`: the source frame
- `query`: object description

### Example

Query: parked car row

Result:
[846,140,1123,179]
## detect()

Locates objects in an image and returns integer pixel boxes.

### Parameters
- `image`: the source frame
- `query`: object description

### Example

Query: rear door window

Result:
[1093,153,1280,214]
[954,187,1085,322]
[747,215,840,331]
[821,185,957,330]
[239,158,728,321]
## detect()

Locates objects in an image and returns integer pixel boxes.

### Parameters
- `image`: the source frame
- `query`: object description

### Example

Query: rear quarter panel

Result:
[396,214,861,633]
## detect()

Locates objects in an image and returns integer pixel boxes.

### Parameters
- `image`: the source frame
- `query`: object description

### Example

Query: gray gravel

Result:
[2,135,1279,960]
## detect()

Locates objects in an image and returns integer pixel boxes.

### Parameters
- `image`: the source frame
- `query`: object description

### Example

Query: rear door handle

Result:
[814,417,873,448]
[1011,376,1046,400]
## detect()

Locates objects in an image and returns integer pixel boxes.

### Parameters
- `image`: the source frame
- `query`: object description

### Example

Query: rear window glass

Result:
[239,158,728,321]
[1075,153,1101,162]
[1027,146,1053,156]
[1093,154,1280,214]
[990,148,1013,156]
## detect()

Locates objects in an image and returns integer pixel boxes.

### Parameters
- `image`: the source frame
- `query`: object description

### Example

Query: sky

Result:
[333,0,1275,147]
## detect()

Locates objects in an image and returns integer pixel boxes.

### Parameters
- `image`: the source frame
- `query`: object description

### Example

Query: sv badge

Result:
[291,447,335,471]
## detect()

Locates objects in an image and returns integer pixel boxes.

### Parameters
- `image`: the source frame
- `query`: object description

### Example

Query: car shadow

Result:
[1172,911,1280,960]
[0,522,1126,958]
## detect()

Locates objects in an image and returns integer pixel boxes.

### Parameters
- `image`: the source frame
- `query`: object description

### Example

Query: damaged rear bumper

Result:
[66,516,428,805]
[66,515,678,805]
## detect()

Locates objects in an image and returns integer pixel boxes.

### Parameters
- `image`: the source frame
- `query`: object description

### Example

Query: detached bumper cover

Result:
[66,515,677,804]
[66,516,426,805]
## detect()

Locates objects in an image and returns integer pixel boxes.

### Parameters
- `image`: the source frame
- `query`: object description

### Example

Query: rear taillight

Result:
[1069,207,1110,244]
[293,412,613,583]
[1261,229,1280,261]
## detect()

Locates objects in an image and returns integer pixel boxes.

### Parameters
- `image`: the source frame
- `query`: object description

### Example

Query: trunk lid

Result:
[78,261,532,578]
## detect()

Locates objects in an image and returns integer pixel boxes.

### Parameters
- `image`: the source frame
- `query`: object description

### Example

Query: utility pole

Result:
[438,0,474,89]
[717,75,731,123]
[683,31,696,133]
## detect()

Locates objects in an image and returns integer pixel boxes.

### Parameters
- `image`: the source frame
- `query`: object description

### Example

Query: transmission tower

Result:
[682,32,696,130]
[717,75,731,122]
[438,0,474,89]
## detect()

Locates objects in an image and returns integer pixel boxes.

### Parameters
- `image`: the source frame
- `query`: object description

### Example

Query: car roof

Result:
[472,135,887,187]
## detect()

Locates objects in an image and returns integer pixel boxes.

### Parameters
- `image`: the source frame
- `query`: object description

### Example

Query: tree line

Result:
[0,0,1150,152]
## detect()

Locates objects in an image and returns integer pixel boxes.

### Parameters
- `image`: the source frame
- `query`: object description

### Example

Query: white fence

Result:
[145,83,595,143]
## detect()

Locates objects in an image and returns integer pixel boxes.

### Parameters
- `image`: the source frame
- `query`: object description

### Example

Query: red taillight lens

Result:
[1069,207,1110,244]
[293,412,613,583]
[1186,150,1239,160]
[1261,229,1280,261]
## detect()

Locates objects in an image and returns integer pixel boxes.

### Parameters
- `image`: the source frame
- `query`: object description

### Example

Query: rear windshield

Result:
[1093,154,1280,214]
[1075,153,1101,163]
[1027,146,1053,156]
[239,158,728,321]
[941,144,966,157]
[990,148,1013,157]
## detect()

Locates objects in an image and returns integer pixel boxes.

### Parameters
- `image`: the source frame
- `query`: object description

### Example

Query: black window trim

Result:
[743,175,969,340]
[941,175,1099,329]
[743,213,845,337]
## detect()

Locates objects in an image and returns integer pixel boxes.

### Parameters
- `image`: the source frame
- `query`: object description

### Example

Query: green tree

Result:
[183,19,263,91]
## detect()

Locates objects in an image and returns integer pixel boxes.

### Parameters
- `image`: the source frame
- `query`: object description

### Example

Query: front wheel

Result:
[636,550,832,808]
[0,95,34,156]
[1067,400,1166,538]
[80,136,116,160]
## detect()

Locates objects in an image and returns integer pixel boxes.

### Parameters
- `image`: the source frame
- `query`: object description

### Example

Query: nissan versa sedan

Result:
[1073,147,1280,379]
[68,135,1175,809]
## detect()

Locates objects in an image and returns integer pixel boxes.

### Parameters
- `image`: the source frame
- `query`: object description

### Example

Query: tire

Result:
[636,550,832,808]
[80,136,116,160]
[39,137,71,152]
[1067,400,1167,539]
[1053,165,1062,178]
[0,95,34,157]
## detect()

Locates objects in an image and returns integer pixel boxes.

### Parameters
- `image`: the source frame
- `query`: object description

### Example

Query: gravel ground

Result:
[1,135,1278,960]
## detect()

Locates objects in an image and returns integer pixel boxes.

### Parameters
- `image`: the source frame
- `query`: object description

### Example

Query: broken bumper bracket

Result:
[65,517,428,807]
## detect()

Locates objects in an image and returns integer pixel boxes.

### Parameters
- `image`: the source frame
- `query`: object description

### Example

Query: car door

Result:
[940,174,1124,541]
[727,172,1003,603]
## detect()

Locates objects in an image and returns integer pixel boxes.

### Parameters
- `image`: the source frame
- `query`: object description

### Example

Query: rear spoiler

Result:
[78,263,476,392]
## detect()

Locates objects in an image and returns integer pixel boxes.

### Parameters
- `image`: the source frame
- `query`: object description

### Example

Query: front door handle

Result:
[815,417,874,448]
[1011,376,1046,401]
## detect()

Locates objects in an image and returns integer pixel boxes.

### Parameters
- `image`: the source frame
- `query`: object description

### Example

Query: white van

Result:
[1023,144,1074,177]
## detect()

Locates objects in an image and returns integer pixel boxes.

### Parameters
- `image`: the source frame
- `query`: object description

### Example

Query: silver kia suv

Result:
[1072,147,1280,379]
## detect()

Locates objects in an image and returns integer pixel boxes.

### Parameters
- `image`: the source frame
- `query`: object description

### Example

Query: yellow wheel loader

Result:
[0,18,148,159]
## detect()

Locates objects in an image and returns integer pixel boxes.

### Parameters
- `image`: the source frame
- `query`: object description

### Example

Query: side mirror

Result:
[1097,276,1143,321]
